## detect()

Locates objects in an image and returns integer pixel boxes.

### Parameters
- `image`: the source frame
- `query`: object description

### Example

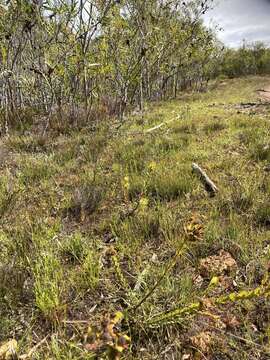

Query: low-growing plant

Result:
[0,174,21,217]
[126,164,194,201]
[33,251,64,321]
[18,156,57,185]
[255,200,270,226]
[115,142,148,173]
[203,120,226,134]
[67,183,105,220]
[251,143,270,162]
[171,120,196,134]
[79,248,101,290]
[154,134,190,154]
[6,135,49,153]
[146,166,194,200]
[112,209,161,250]
[61,232,86,263]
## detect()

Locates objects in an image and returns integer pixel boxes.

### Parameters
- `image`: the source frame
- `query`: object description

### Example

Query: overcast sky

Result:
[204,0,270,47]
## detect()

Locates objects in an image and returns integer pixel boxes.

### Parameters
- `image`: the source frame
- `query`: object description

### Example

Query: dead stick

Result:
[192,163,219,196]
[145,122,165,133]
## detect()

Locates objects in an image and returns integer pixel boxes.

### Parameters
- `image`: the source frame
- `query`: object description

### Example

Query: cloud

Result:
[204,0,270,47]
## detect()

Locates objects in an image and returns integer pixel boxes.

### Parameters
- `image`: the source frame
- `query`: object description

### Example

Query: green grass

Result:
[0,76,270,359]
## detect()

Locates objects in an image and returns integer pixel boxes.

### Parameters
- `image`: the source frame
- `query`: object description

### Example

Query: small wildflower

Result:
[123,176,130,190]
[209,276,219,287]
[148,161,157,171]
[139,197,149,212]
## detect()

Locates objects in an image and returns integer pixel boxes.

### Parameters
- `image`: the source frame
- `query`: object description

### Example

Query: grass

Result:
[0,76,270,359]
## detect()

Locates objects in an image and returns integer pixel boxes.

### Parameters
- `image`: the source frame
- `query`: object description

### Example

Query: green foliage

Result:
[33,251,64,321]
[255,201,270,226]
[0,0,220,126]
[126,163,194,201]
[17,155,57,185]
[1,71,270,358]
[79,249,101,290]
[203,120,227,134]
[221,41,270,77]
[61,232,87,263]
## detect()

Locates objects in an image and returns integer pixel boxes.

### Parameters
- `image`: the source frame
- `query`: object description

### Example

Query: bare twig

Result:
[192,163,219,196]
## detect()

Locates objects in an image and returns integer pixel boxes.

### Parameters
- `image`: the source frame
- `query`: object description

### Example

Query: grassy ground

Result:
[0,76,270,359]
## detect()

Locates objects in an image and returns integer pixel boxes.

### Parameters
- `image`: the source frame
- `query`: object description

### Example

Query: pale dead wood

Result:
[145,122,166,133]
[192,163,219,196]
[144,118,176,134]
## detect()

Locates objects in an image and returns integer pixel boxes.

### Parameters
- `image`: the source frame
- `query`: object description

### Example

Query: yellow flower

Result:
[139,197,149,212]
[123,176,130,190]
[209,276,219,287]
[148,161,157,171]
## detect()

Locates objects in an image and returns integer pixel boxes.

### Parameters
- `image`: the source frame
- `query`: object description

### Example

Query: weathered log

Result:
[192,163,219,196]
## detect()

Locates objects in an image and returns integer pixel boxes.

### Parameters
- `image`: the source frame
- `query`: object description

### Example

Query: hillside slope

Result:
[0,77,270,359]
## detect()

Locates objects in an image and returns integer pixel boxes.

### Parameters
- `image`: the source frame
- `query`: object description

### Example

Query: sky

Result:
[204,0,270,47]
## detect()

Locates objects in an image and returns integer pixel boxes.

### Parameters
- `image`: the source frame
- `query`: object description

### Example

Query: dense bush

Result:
[220,41,270,78]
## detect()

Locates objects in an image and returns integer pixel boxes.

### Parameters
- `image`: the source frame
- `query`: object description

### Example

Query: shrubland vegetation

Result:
[0,1,270,359]
[0,0,220,130]
[221,42,270,78]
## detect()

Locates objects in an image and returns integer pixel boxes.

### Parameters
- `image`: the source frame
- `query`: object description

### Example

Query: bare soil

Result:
[258,85,270,101]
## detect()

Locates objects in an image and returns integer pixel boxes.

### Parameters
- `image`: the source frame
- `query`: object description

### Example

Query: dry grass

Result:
[0,76,270,359]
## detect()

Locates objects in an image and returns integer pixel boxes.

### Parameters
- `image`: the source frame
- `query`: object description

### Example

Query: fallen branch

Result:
[144,118,175,134]
[145,122,166,133]
[192,163,219,196]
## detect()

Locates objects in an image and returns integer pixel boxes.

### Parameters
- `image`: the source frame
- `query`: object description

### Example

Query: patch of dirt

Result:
[257,85,270,102]
[233,102,270,116]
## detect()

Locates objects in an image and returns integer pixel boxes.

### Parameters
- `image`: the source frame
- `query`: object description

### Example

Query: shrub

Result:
[67,183,104,220]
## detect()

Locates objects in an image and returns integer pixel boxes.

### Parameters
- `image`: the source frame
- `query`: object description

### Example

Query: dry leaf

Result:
[222,314,240,329]
[184,214,205,241]
[190,331,214,354]
[84,311,130,359]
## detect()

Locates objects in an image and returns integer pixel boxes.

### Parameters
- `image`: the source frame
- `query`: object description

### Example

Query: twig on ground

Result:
[192,163,219,197]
